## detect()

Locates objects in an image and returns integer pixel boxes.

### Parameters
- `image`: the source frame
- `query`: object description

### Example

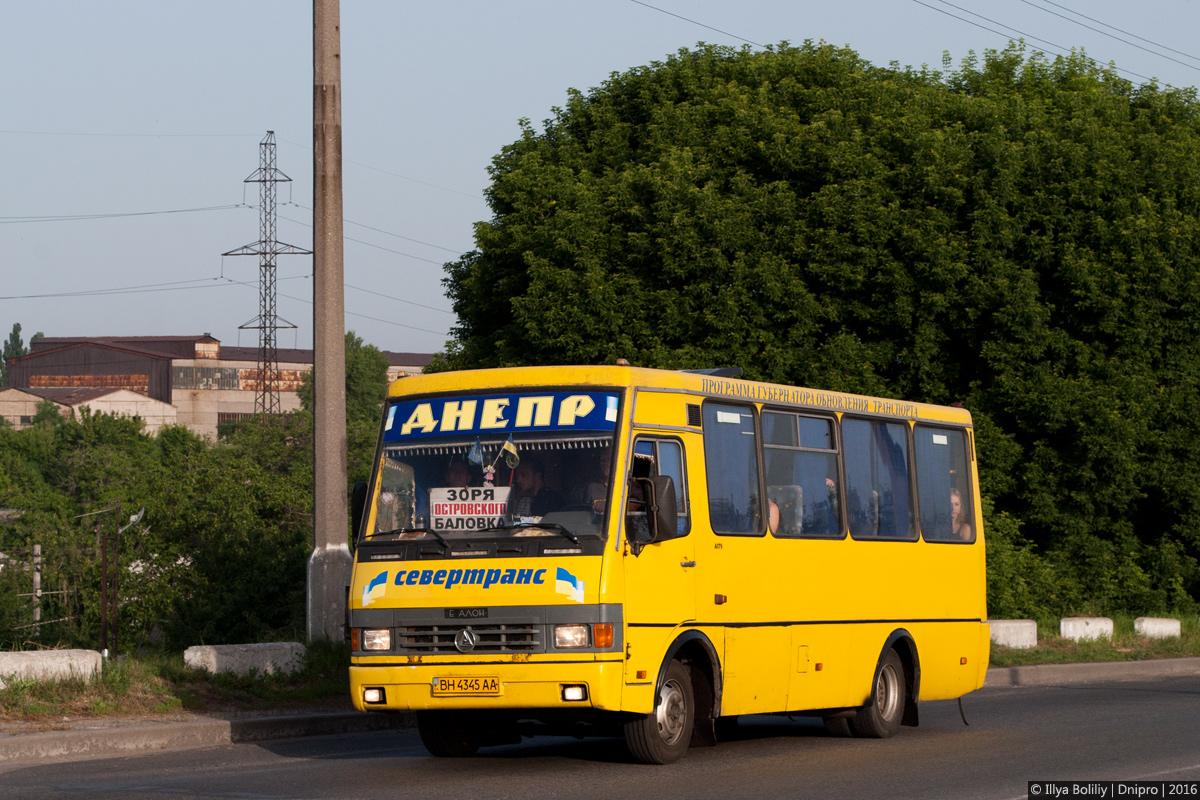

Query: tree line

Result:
[0,332,388,651]
[439,41,1200,619]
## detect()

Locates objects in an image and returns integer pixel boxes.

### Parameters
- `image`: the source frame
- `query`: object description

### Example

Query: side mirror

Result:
[627,475,678,554]
[351,481,369,540]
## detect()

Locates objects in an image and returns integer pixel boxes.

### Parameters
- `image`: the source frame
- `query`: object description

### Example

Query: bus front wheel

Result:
[624,659,695,764]
[851,649,905,739]
[417,710,481,757]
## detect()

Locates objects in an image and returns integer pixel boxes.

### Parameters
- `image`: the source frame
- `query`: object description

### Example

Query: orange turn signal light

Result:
[350,628,360,651]
[636,670,647,680]
[815,663,824,671]
[960,657,968,665]
[593,624,614,649]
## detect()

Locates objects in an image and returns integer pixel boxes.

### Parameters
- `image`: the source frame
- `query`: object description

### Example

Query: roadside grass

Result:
[0,641,350,722]
[989,614,1200,667]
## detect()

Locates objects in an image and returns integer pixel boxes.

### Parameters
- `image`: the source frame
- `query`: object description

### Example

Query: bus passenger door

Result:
[622,435,696,685]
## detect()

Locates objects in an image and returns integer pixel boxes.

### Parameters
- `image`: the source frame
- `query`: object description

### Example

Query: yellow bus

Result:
[348,365,988,763]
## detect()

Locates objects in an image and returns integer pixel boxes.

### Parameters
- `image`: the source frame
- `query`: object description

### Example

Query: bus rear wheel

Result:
[851,649,905,739]
[624,659,694,764]
[417,710,481,757]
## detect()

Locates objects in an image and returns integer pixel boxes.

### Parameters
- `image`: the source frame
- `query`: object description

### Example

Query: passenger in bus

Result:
[443,458,472,488]
[950,487,972,540]
[585,451,612,504]
[511,457,565,517]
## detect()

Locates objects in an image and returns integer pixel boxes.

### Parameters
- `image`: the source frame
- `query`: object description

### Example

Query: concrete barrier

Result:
[184,642,305,677]
[987,620,1037,649]
[1135,617,1182,639]
[1060,617,1113,641]
[0,649,102,690]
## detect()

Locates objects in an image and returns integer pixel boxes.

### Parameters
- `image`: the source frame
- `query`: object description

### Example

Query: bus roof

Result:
[386,365,972,426]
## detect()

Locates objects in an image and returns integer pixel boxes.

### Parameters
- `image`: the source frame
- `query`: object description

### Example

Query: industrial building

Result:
[0,386,177,433]
[5,335,433,438]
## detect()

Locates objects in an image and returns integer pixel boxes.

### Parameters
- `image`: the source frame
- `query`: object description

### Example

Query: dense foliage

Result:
[441,42,1200,616]
[0,332,389,651]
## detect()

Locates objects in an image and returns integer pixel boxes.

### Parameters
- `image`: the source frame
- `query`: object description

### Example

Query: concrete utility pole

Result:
[308,0,352,643]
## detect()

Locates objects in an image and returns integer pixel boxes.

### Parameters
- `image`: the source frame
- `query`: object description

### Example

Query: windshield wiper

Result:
[477,522,580,545]
[536,522,580,545]
[370,526,448,548]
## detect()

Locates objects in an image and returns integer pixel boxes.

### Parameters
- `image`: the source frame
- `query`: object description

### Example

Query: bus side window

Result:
[763,411,841,538]
[915,426,974,543]
[842,419,916,540]
[703,403,763,536]
[633,437,690,535]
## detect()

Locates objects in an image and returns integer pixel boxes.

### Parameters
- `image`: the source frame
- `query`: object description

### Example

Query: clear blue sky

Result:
[3,0,1198,355]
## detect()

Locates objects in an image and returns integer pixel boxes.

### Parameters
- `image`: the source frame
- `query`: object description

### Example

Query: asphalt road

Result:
[2,676,1198,800]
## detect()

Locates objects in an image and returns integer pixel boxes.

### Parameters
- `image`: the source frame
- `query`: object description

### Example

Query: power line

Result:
[276,213,448,266]
[628,0,763,47]
[221,278,448,336]
[0,277,234,300]
[1034,0,1200,65]
[1018,0,1200,74]
[0,130,260,138]
[344,282,454,315]
[277,138,479,199]
[912,0,1165,87]
[0,204,247,224]
[2,274,453,326]
[286,203,463,254]
[0,274,310,301]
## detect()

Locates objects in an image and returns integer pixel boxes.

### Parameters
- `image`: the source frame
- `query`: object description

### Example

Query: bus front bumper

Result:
[350,660,625,712]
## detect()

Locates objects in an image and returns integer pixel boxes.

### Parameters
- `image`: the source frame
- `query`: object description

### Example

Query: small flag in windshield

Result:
[467,437,484,467]
[501,435,520,469]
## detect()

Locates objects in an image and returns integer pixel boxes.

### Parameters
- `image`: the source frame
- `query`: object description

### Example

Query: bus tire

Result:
[417,710,481,757]
[624,659,694,764]
[851,649,905,739]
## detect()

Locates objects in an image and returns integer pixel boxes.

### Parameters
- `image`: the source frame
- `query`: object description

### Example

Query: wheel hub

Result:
[876,663,901,721]
[656,678,687,745]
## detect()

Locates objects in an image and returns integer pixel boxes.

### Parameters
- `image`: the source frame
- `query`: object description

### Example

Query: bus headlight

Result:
[554,624,590,648]
[362,629,392,651]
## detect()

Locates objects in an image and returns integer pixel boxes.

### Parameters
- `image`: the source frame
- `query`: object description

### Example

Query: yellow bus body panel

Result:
[352,366,990,721]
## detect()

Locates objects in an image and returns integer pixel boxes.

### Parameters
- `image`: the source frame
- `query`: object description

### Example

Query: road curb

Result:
[985,656,1200,687]
[0,711,415,766]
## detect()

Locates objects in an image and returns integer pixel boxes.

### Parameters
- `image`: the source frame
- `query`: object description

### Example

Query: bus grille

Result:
[395,623,542,653]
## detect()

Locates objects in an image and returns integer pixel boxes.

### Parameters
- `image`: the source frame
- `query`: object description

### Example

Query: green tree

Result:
[298,331,391,486]
[1,323,44,386]
[442,42,1200,613]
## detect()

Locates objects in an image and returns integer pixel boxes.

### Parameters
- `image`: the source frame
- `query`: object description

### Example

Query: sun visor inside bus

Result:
[631,452,655,479]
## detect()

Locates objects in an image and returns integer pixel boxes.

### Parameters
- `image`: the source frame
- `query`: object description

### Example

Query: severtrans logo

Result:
[357,564,592,604]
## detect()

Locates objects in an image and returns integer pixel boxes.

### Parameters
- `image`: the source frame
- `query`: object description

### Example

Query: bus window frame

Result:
[913,423,976,545]
[760,408,847,541]
[631,434,692,538]
[839,415,920,543]
[701,399,767,538]
[361,384,626,546]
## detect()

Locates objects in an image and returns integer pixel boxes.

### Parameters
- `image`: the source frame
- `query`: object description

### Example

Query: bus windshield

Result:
[367,390,620,544]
